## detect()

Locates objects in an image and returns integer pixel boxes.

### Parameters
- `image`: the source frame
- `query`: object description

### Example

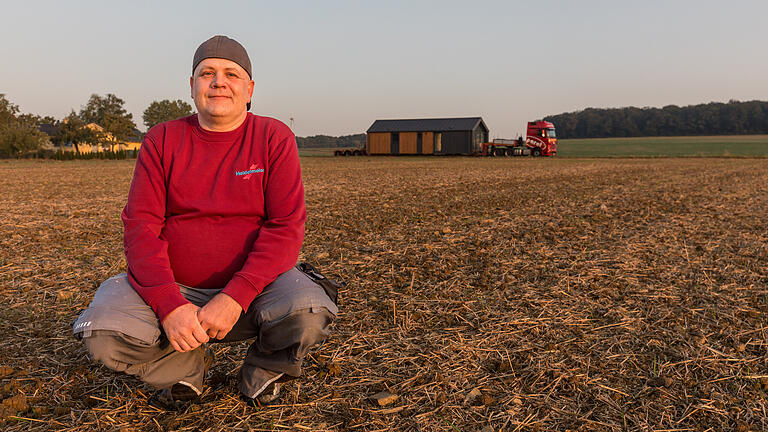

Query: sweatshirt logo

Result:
[235,164,264,180]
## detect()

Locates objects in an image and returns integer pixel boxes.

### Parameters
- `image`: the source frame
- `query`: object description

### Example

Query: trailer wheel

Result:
[532,148,542,157]
[344,150,352,156]
[353,150,362,156]
[504,148,512,156]
[334,150,342,156]
[494,148,505,157]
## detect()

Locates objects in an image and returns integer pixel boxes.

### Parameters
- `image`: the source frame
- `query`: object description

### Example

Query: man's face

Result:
[190,58,254,124]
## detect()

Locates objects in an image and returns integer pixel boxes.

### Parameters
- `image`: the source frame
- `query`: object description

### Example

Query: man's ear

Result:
[190,76,195,98]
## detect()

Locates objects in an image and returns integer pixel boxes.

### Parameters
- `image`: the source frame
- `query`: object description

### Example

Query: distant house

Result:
[38,123,59,137]
[37,123,58,151]
[40,122,142,153]
[83,123,142,152]
[366,117,489,155]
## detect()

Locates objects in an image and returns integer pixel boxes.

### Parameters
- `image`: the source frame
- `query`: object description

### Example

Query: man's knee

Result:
[260,308,335,356]
[82,330,161,373]
[251,267,339,326]
[82,330,130,372]
[292,308,335,348]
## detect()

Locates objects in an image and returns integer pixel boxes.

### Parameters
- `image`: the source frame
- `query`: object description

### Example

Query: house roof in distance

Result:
[367,117,487,133]
[38,123,59,136]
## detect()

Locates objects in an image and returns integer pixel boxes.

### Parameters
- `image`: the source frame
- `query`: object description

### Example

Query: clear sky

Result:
[1,0,766,138]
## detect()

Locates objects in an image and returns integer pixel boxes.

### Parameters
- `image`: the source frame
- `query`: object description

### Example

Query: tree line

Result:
[1,90,364,158]
[543,100,768,139]
[296,134,365,149]
[0,94,193,158]
[10,95,766,157]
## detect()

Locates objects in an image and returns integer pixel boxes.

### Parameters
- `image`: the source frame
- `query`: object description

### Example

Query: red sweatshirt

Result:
[122,114,306,322]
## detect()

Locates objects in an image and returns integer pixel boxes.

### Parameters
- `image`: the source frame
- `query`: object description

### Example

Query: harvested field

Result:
[0,157,766,431]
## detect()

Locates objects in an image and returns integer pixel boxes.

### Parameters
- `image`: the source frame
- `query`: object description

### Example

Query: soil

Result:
[0,157,766,431]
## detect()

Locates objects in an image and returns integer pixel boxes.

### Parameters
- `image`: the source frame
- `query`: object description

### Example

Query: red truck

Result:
[481,121,557,157]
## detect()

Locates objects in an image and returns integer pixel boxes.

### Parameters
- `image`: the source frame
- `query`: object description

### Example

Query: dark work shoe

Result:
[258,381,282,404]
[241,381,282,406]
[240,370,286,406]
[148,382,200,410]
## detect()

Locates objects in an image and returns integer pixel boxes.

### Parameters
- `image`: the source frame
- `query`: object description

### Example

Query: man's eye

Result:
[227,73,239,79]
[201,71,214,78]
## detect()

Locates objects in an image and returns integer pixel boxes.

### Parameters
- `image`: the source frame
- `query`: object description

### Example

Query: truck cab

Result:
[526,121,557,156]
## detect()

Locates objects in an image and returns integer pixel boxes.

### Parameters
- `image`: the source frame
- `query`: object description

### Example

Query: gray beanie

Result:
[192,35,252,110]
[193,35,252,78]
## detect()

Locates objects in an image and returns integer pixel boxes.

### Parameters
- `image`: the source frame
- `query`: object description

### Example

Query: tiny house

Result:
[366,117,489,155]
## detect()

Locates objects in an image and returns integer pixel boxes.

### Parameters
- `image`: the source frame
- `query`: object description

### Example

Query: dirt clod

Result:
[464,388,483,406]
[370,392,398,407]
[1,394,28,414]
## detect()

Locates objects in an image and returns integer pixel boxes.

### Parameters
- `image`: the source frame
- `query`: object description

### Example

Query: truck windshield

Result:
[546,128,557,138]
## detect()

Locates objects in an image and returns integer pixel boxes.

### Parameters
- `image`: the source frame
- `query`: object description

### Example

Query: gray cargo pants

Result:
[72,267,337,398]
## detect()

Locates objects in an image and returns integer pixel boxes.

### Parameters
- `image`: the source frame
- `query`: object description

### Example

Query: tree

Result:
[39,115,57,125]
[0,93,19,125]
[143,99,194,130]
[0,94,48,157]
[53,111,102,153]
[79,93,136,151]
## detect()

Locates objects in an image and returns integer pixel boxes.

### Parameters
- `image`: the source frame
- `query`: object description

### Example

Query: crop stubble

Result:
[0,157,766,431]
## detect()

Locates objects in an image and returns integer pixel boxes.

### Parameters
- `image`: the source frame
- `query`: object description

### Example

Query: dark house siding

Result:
[416,133,423,154]
[390,133,400,155]
[441,131,470,154]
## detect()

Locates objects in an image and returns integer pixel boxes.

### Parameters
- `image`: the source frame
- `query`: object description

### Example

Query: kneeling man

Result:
[73,35,337,409]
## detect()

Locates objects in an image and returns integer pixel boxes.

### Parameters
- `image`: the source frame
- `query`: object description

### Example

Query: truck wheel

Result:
[344,150,352,156]
[532,148,542,157]
[504,148,512,156]
[334,150,342,156]
[353,150,362,156]
[494,148,504,157]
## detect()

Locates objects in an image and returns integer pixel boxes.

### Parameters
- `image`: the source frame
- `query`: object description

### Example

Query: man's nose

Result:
[210,72,227,87]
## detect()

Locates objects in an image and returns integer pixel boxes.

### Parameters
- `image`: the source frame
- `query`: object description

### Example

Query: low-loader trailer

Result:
[481,121,557,157]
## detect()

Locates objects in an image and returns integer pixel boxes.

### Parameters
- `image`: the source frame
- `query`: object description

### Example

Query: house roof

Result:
[367,117,487,133]
[38,123,59,136]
